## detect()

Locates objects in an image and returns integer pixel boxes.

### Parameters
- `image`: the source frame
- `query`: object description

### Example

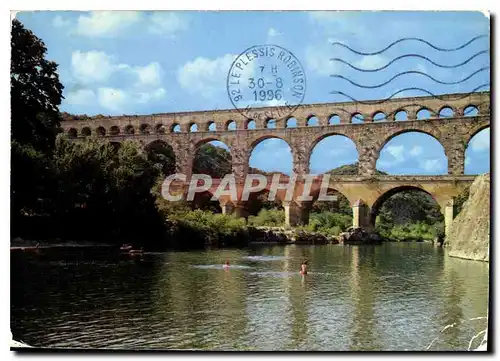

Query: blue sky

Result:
[16,11,490,175]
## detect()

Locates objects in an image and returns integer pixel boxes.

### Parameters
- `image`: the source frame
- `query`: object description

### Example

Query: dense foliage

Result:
[166,209,247,248]
[307,212,352,235]
[11,19,64,236]
[193,144,232,177]
[11,19,64,153]
[13,137,166,246]
[248,209,285,227]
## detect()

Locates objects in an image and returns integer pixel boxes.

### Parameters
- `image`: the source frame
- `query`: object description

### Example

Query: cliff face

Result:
[446,173,490,262]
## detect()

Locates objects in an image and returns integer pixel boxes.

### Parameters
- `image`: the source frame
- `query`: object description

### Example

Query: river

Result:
[10,243,489,351]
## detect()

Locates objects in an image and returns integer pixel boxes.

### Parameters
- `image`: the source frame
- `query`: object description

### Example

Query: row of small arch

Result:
[66,105,480,137]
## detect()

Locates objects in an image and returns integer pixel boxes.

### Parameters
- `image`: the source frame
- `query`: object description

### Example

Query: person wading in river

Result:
[300,260,308,275]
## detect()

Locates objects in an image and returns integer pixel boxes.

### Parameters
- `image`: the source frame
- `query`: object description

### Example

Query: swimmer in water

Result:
[300,260,308,275]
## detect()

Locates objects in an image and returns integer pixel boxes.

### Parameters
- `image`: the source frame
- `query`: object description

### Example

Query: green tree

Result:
[11,19,64,233]
[11,19,64,152]
[145,141,176,176]
[193,144,232,177]
[49,137,164,244]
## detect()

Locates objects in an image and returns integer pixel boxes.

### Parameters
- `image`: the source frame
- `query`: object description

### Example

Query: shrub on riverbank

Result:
[166,209,248,248]
[376,221,444,242]
[307,212,351,235]
[247,209,352,236]
[248,208,285,227]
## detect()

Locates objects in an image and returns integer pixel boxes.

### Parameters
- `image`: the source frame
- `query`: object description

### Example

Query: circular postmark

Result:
[227,44,307,122]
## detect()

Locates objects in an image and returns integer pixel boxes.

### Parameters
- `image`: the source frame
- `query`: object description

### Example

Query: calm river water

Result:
[11,243,489,351]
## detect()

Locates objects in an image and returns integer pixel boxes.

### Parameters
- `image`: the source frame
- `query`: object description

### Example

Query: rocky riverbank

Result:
[247,226,336,245]
[247,226,383,245]
[445,173,490,262]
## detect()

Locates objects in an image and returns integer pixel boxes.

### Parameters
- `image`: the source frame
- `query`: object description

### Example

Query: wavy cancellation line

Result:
[330,50,489,73]
[331,35,489,56]
[329,84,490,105]
[331,67,489,89]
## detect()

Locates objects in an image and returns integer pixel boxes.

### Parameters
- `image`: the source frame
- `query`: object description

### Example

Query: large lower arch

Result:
[67,128,77,138]
[82,127,91,137]
[246,188,283,218]
[191,190,222,213]
[144,140,176,176]
[192,138,232,178]
[309,134,359,174]
[466,124,490,147]
[369,186,443,237]
[307,186,354,234]
[108,141,122,153]
[376,130,447,175]
[308,184,353,213]
[249,136,293,175]
[465,126,490,175]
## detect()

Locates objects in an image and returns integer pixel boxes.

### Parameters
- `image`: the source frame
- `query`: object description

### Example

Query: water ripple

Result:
[11,244,489,351]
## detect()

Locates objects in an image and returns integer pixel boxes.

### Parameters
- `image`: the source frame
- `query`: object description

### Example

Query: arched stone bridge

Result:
[61,91,490,234]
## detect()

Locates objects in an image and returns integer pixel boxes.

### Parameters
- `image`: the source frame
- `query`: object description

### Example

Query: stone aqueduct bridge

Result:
[61,91,490,234]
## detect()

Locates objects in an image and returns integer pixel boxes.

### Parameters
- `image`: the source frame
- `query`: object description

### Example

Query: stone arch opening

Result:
[226,120,237,131]
[140,124,152,134]
[266,118,277,129]
[465,127,490,175]
[438,106,454,118]
[394,110,408,121]
[286,117,297,128]
[329,114,341,125]
[308,186,352,212]
[124,125,135,135]
[68,128,77,138]
[246,119,256,130]
[190,123,198,132]
[193,139,232,178]
[96,126,106,137]
[306,185,353,235]
[249,136,292,175]
[309,134,359,174]
[155,124,166,134]
[464,105,479,116]
[109,141,122,152]
[417,108,432,120]
[110,126,120,136]
[246,188,283,221]
[372,111,386,122]
[172,124,181,133]
[82,127,91,137]
[376,131,447,175]
[307,116,319,126]
[370,186,444,241]
[191,191,223,213]
[207,121,216,131]
[351,113,364,124]
[145,140,176,176]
